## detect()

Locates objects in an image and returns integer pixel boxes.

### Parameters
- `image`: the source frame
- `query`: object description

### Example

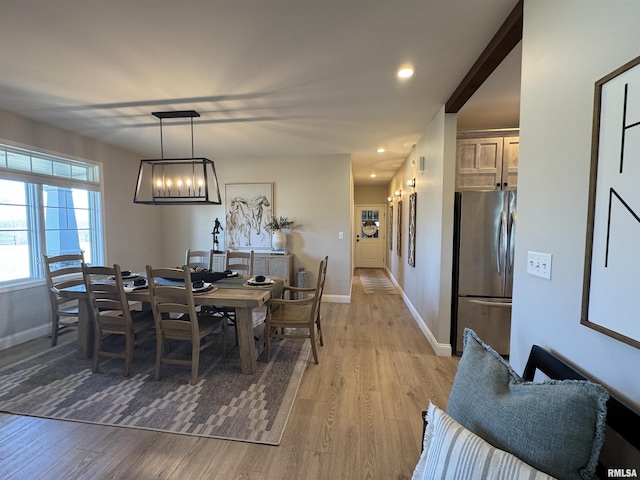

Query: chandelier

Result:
[133,110,222,205]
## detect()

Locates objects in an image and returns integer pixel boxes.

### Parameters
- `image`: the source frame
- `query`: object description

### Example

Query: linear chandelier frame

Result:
[133,110,222,205]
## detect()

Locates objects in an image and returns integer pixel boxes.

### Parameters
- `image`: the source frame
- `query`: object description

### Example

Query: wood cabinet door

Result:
[501,137,519,190]
[211,253,226,272]
[253,253,292,286]
[455,137,504,191]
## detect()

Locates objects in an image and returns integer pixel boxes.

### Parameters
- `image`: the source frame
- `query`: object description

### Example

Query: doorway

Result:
[354,204,385,268]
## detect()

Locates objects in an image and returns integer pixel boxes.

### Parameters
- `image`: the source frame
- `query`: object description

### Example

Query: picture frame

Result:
[225,183,273,250]
[581,55,640,350]
[396,200,402,257]
[408,193,417,267]
[388,204,393,251]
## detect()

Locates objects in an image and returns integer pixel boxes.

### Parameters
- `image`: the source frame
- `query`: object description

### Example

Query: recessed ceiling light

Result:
[397,66,414,79]
[376,147,385,153]
[370,173,377,178]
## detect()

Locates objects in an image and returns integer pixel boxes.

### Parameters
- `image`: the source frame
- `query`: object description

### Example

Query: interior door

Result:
[355,205,385,268]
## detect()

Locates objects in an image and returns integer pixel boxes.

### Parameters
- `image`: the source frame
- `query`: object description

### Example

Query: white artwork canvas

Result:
[225,183,273,250]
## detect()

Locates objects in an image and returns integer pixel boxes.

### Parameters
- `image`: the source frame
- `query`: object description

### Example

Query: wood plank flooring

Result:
[0,269,459,479]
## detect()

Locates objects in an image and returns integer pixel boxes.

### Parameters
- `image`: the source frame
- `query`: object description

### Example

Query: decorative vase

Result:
[272,230,287,251]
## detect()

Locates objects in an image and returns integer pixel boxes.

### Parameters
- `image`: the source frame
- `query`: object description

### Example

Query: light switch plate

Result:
[527,251,552,279]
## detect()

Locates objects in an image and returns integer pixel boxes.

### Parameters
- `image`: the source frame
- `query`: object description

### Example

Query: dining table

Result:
[57,273,285,375]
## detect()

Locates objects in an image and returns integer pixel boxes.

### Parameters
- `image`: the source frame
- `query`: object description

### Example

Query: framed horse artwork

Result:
[225,183,273,250]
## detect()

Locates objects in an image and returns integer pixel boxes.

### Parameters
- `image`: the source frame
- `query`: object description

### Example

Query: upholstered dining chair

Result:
[146,265,227,384]
[43,253,85,347]
[184,249,212,270]
[264,256,328,364]
[82,263,155,376]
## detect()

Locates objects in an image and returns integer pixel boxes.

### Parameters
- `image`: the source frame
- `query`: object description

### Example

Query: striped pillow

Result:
[412,403,556,480]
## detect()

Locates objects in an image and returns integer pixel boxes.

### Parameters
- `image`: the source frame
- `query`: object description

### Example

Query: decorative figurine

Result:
[212,218,223,253]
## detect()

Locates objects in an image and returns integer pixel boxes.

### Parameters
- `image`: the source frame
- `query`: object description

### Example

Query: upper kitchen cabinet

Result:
[455,130,519,191]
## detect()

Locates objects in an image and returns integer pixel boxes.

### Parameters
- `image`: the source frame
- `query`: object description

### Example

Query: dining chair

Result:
[146,265,227,384]
[43,253,85,347]
[264,256,328,364]
[226,250,254,276]
[184,249,212,270]
[82,263,155,376]
[217,250,255,343]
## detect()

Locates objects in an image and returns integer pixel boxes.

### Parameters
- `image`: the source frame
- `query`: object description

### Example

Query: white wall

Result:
[354,185,388,204]
[512,1,640,409]
[159,154,352,300]
[387,106,457,355]
[0,109,163,348]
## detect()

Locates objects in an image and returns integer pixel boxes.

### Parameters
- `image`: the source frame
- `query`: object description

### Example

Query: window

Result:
[0,145,103,284]
[360,209,380,238]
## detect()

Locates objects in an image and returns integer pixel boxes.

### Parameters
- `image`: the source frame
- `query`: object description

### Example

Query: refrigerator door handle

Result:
[468,299,513,308]
[508,210,516,273]
[497,211,507,273]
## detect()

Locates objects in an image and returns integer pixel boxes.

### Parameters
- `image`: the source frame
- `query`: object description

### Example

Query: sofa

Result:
[412,329,640,480]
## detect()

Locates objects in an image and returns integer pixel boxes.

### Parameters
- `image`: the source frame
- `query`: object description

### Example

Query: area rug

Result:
[0,334,310,445]
[359,269,399,295]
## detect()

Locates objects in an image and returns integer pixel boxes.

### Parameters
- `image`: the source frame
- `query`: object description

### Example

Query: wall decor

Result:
[408,193,417,267]
[396,200,402,257]
[582,55,640,350]
[388,205,393,251]
[225,183,273,250]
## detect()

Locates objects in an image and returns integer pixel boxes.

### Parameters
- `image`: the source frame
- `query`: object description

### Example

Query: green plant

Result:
[266,216,295,231]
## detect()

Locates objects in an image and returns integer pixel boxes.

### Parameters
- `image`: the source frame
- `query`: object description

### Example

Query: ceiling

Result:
[0,0,521,186]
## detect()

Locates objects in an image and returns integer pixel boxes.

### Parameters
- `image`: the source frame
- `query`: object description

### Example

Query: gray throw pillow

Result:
[446,329,608,480]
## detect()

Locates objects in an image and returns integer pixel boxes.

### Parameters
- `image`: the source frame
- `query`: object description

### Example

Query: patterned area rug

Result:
[359,269,399,295]
[0,333,310,445]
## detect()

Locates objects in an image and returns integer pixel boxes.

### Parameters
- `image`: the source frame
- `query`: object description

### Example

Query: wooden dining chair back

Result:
[264,256,328,364]
[226,250,254,276]
[82,263,154,376]
[146,265,227,384]
[184,249,212,270]
[43,253,85,346]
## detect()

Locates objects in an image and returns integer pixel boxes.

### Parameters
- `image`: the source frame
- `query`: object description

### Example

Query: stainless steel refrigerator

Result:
[451,190,516,356]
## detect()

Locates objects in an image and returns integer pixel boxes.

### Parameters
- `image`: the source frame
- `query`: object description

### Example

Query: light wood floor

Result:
[0,269,459,480]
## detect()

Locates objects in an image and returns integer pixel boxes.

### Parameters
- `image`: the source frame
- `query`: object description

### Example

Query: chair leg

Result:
[92,327,102,373]
[264,324,271,363]
[191,342,200,385]
[309,328,319,364]
[51,315,59,347]
[155,334,164,381]
[221,320,228,357]
[316,316,324,346]
[124,333,134,377]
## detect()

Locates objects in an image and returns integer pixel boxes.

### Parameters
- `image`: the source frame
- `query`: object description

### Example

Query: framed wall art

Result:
[389,205,393,251]
[225,183,273,250]
[396,200,402,257]
[408,193,417,267]
[581,55,640,350]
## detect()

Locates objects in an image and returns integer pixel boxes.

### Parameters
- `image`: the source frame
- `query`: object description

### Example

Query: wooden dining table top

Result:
[58,274,285,308]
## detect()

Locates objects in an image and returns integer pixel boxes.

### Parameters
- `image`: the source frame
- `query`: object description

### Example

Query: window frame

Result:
[0,142,104,290]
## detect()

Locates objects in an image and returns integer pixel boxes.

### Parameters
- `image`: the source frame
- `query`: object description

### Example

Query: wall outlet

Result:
[338,231,344,239]
[527,251,552,280]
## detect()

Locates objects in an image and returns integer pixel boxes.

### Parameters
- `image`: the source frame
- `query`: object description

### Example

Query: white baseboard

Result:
[324,293,350,304]
[385,268,452,357]
[0,323,50,351]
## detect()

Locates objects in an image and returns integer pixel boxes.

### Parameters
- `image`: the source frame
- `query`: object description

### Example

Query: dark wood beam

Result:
[445,0,523,113]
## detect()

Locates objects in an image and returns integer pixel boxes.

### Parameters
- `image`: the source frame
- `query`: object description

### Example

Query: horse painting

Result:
[225,185,273,249]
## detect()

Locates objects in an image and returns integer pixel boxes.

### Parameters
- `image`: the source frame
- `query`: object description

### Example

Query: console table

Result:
[213,252,294,286]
